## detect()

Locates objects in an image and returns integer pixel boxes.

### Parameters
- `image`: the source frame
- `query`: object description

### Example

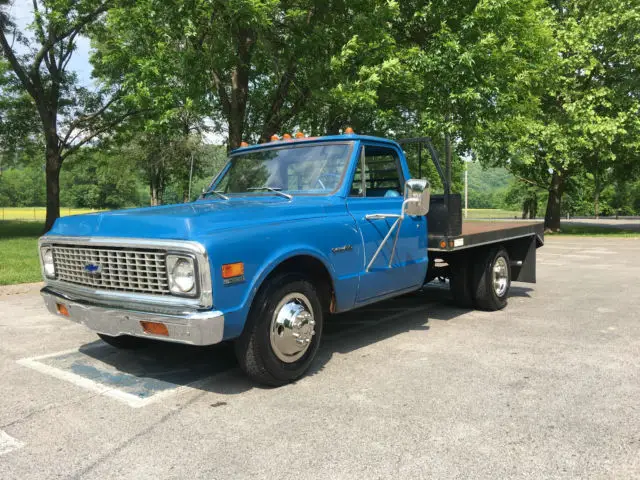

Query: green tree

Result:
[59,147,143,209]
[91,0,398,149]
[494,0,640,230]
[0,0,135,231]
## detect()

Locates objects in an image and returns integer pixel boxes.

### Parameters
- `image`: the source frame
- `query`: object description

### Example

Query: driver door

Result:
[346,143,427,302]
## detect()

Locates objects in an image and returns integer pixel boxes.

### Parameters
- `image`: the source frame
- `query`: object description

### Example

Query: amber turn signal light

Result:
[222,262,244,279]
[56,303,69,317]
[140,321,169,336]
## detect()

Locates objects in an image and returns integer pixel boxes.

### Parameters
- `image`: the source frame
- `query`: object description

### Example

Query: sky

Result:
[9,0,95,87]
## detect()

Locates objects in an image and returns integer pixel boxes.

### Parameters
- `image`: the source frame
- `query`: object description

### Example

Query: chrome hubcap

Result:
[493,256,509,297]
[270,293,316,363]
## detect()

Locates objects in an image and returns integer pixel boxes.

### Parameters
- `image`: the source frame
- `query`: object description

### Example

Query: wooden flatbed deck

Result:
[462,221,539,235]
[428,220,544,252]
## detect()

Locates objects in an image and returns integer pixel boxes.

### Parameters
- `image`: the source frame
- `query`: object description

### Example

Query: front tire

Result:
[235,273,324,386]
[471,246,511,311]
[97,333,147,349]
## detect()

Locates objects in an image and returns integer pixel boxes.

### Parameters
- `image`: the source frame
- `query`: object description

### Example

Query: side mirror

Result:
[404,179,430,216]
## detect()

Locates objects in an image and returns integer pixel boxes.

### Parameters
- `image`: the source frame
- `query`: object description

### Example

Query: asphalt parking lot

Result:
[1,236,639,479]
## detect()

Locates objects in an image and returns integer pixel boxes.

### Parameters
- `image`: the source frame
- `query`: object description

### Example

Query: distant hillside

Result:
[465,162,514,209]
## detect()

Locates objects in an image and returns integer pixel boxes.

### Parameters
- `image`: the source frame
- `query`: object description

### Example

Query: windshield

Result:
[210,143,352,196]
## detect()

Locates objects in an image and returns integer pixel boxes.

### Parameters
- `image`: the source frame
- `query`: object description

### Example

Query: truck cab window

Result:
[350,145,403,197]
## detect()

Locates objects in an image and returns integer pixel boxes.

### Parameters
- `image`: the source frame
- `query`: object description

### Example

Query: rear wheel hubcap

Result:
[493,256,509,297]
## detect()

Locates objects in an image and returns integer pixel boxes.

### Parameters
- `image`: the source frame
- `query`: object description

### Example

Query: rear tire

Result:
[235,272,324,387]
[97,333,147,349]
[471,247,511,311]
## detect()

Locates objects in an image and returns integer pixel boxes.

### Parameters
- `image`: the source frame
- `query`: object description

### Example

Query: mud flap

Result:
[507,236,537,283]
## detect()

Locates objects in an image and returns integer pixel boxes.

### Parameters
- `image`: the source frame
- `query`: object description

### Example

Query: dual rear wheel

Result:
[449,246,511,311]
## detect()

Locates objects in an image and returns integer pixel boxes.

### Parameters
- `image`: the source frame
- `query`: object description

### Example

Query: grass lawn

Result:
[0,221,44,285]
[465,208,521,219]
[0,207,99,222]
[549,224,640,237]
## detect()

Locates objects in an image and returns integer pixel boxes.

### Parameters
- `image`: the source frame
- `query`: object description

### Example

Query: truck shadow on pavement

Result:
[69,281,532,399]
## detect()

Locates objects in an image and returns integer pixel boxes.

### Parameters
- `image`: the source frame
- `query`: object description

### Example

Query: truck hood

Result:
[48,197,334,240]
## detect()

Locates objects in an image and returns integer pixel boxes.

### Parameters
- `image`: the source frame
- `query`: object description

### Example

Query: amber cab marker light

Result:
[56,303,69,317]
[283,133,292,140]
[240,141,249,147]
[295,131,305,138]
[222,262,245,279]
[140,321,169,336]
[270,134,279,141]
[344,127,354,134]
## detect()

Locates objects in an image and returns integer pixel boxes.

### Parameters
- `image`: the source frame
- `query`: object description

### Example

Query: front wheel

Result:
[471,246,511,311]
[235,273,324,386]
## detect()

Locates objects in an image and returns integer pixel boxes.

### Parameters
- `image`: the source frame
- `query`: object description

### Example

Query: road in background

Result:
[562,218,640,231]
[0,236,639,479]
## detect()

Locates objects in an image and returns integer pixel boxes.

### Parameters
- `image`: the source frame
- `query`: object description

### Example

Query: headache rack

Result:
[397,137,544,257]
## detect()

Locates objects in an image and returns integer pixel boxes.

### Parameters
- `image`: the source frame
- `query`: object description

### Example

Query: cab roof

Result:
[231,134,400,154]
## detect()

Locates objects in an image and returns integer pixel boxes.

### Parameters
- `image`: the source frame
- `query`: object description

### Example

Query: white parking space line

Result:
[0,430,24,456]
[17,356,162,408]
[16,346,214,409]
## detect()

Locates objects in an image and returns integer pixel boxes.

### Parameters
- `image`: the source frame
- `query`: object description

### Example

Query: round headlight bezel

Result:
[41,247,56,279]
[166,254,197,297]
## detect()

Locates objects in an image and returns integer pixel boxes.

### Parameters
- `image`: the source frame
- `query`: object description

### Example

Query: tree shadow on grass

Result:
[0,220,43,238]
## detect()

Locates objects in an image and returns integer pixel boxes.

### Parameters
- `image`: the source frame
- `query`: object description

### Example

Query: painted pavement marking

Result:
[17,342,236,408]
[0,430,24,456]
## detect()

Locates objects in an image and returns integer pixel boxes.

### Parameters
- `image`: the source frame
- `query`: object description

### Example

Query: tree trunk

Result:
[544,171,565,232]
[227,28,253,150]
[150,181,159,206]
[44,144,62,233]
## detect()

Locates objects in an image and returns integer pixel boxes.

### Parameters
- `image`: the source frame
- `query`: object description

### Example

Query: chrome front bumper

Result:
[41,288,224,346]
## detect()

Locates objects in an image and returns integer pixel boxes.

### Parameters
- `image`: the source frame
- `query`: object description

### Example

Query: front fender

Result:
[249,244,335,300]
[201,215,362,339]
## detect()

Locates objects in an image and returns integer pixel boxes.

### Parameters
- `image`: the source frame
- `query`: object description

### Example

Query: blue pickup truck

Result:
[38,134,543,385]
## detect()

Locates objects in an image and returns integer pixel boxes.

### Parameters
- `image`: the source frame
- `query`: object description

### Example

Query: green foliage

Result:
[466,162,513,210]
[1,0,639,224]
[0,167,46,207]
[59,148,145,209]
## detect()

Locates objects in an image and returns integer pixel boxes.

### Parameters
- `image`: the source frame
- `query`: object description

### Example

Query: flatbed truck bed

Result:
[428,221,545,252]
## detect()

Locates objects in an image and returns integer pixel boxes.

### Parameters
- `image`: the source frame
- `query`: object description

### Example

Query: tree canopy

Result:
[1,0,639,229]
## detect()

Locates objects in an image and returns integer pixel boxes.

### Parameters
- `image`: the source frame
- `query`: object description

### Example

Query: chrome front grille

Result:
[52,245,169,295]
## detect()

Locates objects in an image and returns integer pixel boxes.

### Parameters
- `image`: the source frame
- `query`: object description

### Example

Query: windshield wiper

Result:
[201,189,229,200]
[247,186,293,200]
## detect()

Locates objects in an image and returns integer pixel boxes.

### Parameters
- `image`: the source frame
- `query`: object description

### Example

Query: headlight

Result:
[167,255,196,296]
[41,247,56,279]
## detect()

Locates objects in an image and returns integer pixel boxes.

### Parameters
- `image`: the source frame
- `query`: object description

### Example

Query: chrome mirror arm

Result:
[364,198,420,271]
